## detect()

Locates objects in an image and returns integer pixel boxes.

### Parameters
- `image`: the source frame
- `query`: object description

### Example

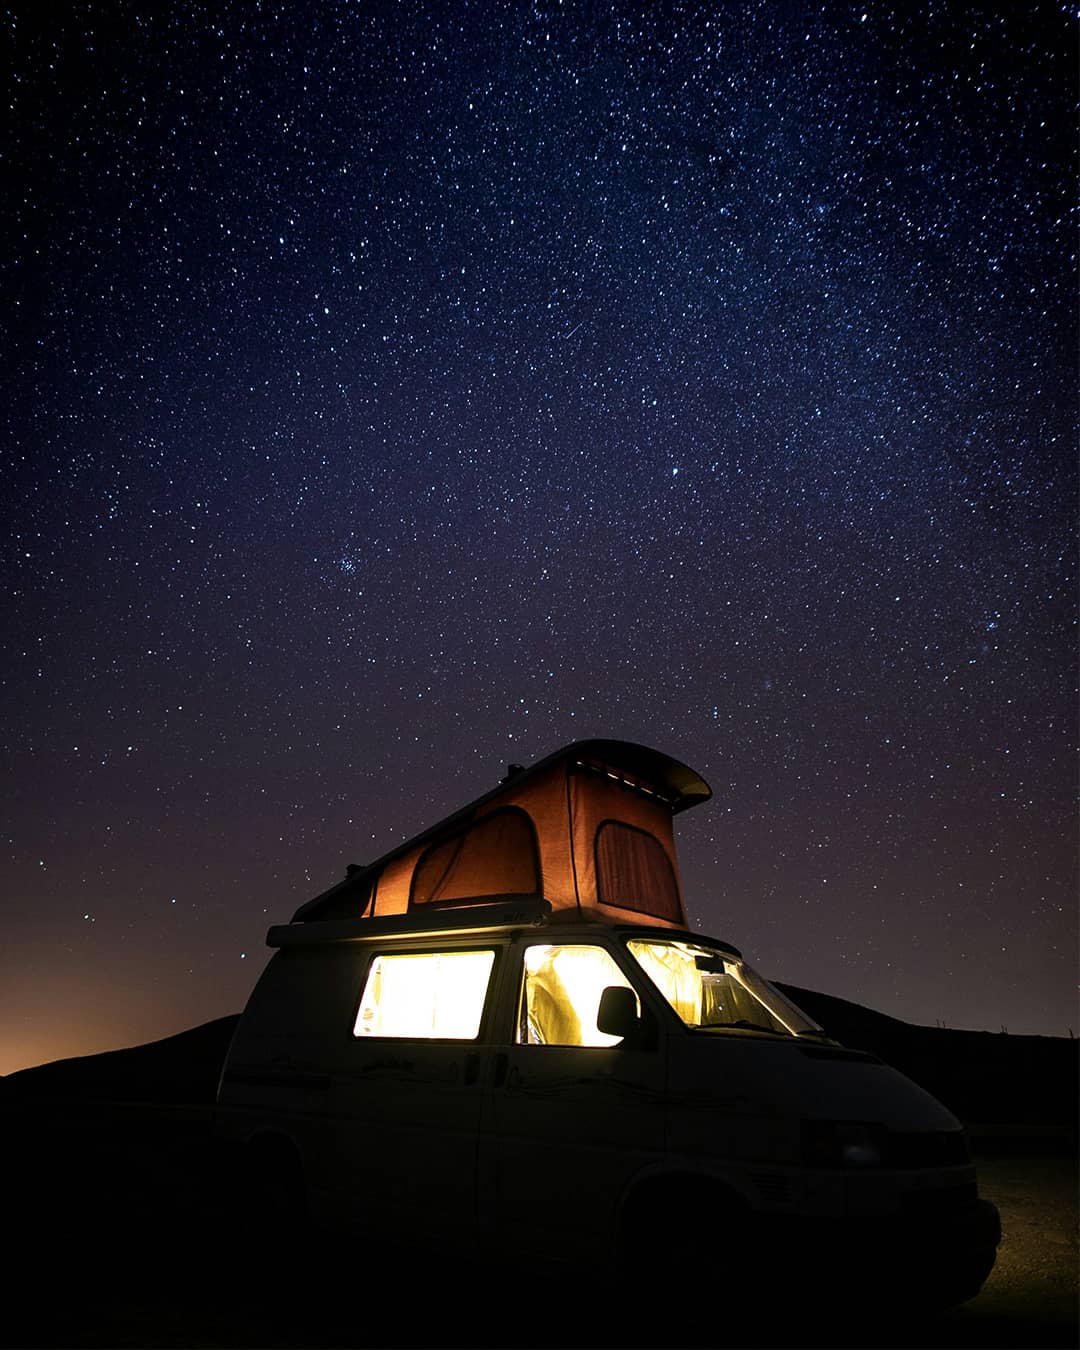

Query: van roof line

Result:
[270,897,556,948]
[268,899,744,956]
[293,739,711,923]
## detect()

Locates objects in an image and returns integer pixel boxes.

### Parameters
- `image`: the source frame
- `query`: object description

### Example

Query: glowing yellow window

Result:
[518,943,637,1048]
[353,950,496,1040]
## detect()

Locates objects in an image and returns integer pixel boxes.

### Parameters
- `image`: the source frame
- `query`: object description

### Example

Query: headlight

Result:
[802,1120,885,1168]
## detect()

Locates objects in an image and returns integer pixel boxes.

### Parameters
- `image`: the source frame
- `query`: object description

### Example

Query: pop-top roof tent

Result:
[293,740,711,930]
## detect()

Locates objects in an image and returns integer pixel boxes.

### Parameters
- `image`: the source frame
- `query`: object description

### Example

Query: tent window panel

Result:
[595,821,681,922]
[410,808,540,908]
[353,950,496,1040]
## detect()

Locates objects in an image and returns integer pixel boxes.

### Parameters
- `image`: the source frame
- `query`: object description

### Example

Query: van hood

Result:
[666,1034,961,1163]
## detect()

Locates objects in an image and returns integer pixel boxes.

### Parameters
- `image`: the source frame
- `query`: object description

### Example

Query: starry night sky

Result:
[3,1,1076,1074]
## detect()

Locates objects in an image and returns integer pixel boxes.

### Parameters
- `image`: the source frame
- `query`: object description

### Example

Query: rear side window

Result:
[353,950,495,1040]
[594,820,681,922]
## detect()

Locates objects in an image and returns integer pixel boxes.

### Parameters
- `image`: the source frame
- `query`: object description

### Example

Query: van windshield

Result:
[626,939,822,1037]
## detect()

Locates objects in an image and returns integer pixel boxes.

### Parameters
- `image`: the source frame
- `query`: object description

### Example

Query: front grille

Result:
[751,1172,793,1207]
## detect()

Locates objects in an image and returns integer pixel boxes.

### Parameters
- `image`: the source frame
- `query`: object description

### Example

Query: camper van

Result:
[217,740,1000,1308]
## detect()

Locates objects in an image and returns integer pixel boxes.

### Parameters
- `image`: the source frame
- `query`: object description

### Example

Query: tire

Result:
[618,1175,756,1285]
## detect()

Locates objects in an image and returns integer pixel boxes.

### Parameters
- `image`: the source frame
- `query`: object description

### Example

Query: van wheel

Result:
[618,1177,753,1285]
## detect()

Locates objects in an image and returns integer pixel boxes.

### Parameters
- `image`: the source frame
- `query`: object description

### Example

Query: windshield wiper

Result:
[703,1019,789,1037]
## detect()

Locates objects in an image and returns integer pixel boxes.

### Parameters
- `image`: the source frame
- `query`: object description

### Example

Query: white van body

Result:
[216,742,999,1306]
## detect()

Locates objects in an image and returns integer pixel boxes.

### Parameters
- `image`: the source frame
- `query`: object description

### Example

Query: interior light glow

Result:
[353,949,495,1039]
[522,944,636,1047]
[627,940,702,1023]
[627,939,820,1036]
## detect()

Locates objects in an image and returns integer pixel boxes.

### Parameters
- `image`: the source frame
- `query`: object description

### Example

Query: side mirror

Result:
[596,985,642,1042]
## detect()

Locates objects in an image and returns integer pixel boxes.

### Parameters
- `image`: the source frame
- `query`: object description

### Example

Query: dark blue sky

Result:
[3,1,1075,1072]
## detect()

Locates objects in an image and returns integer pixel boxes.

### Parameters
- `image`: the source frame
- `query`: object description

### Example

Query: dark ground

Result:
[1,1101,1075,1350]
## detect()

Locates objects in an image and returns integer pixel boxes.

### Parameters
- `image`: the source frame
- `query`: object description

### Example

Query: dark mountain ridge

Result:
[777,984,1076,1137]
[3,1014,240,1107]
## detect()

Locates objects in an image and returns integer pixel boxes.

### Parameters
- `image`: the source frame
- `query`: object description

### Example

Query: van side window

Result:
[353,950,495,1040]
[517,944,637,1048]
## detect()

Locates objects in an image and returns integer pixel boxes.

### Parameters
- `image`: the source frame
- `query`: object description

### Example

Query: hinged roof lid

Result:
[292,740,710,930]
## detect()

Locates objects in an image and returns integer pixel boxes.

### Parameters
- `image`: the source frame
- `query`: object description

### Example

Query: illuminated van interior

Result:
[353,950,496,1039]
[627,939,821,1036]
[518,944,637,1048]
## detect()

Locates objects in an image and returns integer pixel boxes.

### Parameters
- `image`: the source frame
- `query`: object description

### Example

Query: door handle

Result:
[492,1052,509,1087]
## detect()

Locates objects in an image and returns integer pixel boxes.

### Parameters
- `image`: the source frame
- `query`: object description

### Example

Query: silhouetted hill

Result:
[778,983,1077,1137]
[5,1014,240,1105]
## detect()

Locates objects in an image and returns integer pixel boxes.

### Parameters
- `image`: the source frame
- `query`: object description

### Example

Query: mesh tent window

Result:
[594,820,681,922]
[409,807,541,908]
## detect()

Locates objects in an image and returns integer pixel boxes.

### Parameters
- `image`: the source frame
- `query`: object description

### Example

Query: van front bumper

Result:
[782,1196,1001,1308]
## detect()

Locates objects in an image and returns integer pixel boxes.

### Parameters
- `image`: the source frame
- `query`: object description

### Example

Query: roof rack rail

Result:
[269,897,553,948]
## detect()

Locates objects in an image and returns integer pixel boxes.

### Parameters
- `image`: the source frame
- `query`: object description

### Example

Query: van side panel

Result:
[218,946,365,1213]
